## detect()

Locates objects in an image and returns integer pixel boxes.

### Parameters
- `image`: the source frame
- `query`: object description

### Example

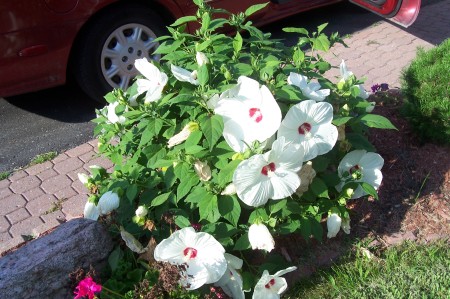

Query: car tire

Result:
[73,3,167,102]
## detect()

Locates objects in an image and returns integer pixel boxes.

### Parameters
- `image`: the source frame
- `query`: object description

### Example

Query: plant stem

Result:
[102,286,126,298]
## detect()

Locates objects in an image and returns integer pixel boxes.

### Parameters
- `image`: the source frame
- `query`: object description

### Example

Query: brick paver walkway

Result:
[1,0,449,255]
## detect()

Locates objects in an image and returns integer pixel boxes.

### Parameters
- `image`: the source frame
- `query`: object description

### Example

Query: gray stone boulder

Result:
[0,218,114,299]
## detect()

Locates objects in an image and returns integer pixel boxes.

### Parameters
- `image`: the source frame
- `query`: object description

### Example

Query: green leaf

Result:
[268,199,287,214]
[177,173,199,201]
[360,182,379,200]
[126,184,138,201]
[310,177,329,198]
[201,12,211,32]
[232,63,254,76]
[201,114,224,151]
[282,27,309,35]
[171,15,197,27]
[233,233,251,250]
[154,39,183,54]
[300,218,312,240]
[249,208,269,223]
[197,64,209,87]
[244,2,269,17]
[196,39,213,52]
[317,23,328,34]
[108,246,123,272]
[358,114,397,130]
[313,34,330,52]
[218,195,241,226]
[202,222,239,239]
[185,130,202,148]
[217,160,241,186]
[198,194,220,223]
[346,133,376,152]
[310,217,323,241]
[293,49,305,65]
[279,220,300,234]
[175,215,191,228]
[312,156,330,172]
[332,116,353,126]
[150,192,172,207]
[233,32,243,54]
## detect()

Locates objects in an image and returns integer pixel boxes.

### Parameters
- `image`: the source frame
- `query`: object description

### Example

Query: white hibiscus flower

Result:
[288,72,330,102]
[277,100,338,161]
[153,227,227,290]
[171,64,199,85]
[97,191,120,214]
[214,76,282,153]
[83,201,100,221]
[134,58,168,104]
[215,253,245,299]
[252,266,297,299]
[327,213,351,238]
[339,60,369,100]
[233,137,303,207]
[337,150,384,199]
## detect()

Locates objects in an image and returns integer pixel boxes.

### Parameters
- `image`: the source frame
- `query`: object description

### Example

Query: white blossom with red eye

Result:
[252,266,297,299]
[233,137,303,207]
[277,99,338,161]
[134,58,168,104]
[336,149,384,199]
[214,76,282,153]
[288,72,330,102]
[153,227,227,290]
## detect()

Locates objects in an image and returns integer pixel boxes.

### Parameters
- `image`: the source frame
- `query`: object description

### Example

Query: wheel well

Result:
[67,0,175,84]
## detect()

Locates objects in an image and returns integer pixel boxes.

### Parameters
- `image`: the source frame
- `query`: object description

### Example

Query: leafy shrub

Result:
[78,0,397,297]
[401,38,450,144]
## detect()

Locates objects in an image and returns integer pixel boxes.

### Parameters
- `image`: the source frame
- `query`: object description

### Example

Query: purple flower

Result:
[380,83,389,91]
[371,84,380,93]
[371,83,389,93]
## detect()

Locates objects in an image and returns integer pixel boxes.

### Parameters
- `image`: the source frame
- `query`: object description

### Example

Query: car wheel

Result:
[73,3,166,102]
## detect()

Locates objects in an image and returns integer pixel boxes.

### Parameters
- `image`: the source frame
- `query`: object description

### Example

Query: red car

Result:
[0,0,420,101]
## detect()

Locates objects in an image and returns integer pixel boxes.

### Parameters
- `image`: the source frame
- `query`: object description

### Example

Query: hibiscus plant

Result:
[80,0,396,297]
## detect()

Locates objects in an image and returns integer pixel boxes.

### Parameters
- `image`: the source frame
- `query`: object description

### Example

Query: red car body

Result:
[0,0,420,99]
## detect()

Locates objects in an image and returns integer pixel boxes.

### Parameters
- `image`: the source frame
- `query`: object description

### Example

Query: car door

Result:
[349,0,421,27]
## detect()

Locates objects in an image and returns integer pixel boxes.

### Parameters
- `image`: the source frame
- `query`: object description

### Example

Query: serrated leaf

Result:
[154,39,183,54]
[248,208,269,223]
[317,23,328,34]
[218,195,241,226]
[279,220,300,234]
[185,130,202,148]
[196,39,212,52]
[359,114,397,130]
[233,233,251,250]
[232,63,254,76]
[313,34,330,52]
[244,2,269,17]
[171,15,197,27]
[198,194,220,223]
[282,27,309,35]
[201,114,224,151]
[150,192,172,207]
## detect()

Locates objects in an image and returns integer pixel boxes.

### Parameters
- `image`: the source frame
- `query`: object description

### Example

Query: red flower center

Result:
[249,108,263,123]
[298,122,312,135]
[261,162,276,176]
[183,247,197,259]
[265,278,276,289]
[349,164,360,174]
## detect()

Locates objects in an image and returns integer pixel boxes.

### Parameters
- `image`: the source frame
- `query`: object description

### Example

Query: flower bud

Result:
[366,101,376,113]
[168,122,199,148]
[135,205,148,218]
[84,201,99,221]
[97,191,120,215]
[196,51,209,66]
[327,213,342,238]
[221,183,236,195]
[194,160,212,181]
[248,223,275,252]
[341,217,351,234]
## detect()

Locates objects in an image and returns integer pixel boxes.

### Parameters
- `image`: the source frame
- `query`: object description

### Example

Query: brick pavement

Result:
[1,0,449,255]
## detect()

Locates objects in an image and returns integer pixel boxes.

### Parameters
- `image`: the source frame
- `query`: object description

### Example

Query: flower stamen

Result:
[249,108,263,123]
[183,247,198,259]
[298,122,312,135]
[265,278,276,289]
[261,162,276,176]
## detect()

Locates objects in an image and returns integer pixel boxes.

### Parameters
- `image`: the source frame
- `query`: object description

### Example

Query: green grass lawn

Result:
[287,240,450,299]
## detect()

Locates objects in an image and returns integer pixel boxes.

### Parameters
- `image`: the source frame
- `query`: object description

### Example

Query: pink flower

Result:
[74,277,102,299]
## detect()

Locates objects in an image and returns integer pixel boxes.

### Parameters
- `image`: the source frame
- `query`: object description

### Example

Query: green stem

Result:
[101,286,126,298]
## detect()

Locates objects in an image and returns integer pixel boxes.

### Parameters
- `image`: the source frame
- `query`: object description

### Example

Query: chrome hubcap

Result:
[101,23,159,90]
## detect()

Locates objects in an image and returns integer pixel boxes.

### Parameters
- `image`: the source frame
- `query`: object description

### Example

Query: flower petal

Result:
[83,201,99,221]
